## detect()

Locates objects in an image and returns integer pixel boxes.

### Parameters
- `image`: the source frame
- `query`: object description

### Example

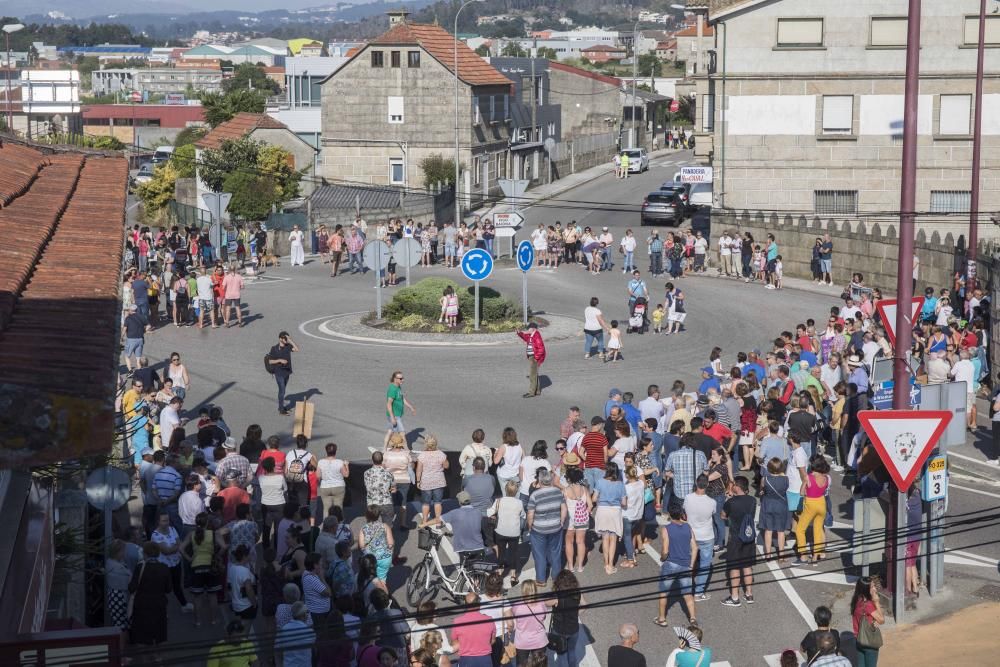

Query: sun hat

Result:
[562,452,582,466]
[846,354,862,367]
[609,388,622,398]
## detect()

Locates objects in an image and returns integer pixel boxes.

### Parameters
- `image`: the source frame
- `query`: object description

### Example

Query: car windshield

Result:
[624,150,642,158]
[646,193,675,203]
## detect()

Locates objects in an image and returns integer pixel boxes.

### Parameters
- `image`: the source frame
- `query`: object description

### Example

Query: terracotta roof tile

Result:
[674,25,715,37]
[370,22,511,87]
[195,112,289,150]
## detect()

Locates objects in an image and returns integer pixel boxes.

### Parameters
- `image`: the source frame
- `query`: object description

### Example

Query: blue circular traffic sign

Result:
[517,240,534,272]
[461,248,494,282]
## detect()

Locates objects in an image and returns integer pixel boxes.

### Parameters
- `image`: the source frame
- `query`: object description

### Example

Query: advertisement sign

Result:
[679,166,713,183]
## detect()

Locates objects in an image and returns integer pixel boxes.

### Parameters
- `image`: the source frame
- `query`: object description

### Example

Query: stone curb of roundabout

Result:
[301,312,583,347]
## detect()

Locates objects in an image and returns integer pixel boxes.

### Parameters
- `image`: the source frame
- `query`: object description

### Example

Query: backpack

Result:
[264,354,275,374]
[737,509,757,544]
[286,450,308,483]
[572,493,590,525]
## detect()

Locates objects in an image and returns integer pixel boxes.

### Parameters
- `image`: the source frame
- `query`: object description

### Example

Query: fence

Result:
[549,132,617,180]
[165,200,212,230]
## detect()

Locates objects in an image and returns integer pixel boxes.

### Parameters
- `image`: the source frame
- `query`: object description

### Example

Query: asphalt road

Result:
[137,154,1000,666]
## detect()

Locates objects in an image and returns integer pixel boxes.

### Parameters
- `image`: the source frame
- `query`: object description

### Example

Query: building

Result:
[673,22,714,75]
[56,44,151,61]
[288,39,325,57]
[656,40,678,62]
[1,70,82,137]
[82,103,206,145]
[318,12,514,209]
[696,0,1000,222]
[489,57,561,182]
[581,44,627,63]
[267,56,348,149]
[181,44,286,67]
[91,67,224,97]
[327,42,365,57]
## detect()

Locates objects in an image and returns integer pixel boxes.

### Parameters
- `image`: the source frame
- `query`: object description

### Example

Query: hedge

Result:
[384,277,518,323]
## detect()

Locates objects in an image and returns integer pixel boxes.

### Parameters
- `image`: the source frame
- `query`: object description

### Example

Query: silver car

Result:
[623,148,649,173]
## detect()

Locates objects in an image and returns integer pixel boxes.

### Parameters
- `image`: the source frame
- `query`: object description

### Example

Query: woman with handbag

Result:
[106,539,134,631]
[179,512,223,627]
[546,569,584,666]
[488,481,525,586]
[505,579,549,664]
[760,457,791,563]
[851,576,885,666]
[128,541,172,648]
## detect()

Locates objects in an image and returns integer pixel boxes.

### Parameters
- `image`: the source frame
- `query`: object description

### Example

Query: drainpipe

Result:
[719,20,727,211]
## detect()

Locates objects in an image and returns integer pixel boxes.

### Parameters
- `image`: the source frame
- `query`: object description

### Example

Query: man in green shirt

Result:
[385,370,416,447]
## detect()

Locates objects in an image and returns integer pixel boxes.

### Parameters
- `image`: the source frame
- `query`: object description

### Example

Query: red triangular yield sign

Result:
[858,410,951,489]
[875,297,924,348]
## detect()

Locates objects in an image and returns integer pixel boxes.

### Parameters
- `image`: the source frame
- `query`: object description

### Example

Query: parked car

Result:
[658,183,692,218]
[133,163,155,185]
[623,148,649,173]
[150,146,174,164]
[640,191,682,226]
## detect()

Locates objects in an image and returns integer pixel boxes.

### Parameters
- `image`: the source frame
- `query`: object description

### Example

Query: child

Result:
[385,254,397,287]
[651,304,666,334]
[606,320,623,362]
[753,244,765,283]
[774,255,784,290]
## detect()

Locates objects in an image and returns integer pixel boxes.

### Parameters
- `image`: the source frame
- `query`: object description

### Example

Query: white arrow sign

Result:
[875,297,925,348]
[858,410,951,490]
[493,212,524,229]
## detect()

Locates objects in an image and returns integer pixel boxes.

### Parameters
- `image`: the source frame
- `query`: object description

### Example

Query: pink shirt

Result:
[451,611,495,657]
[222,274,244,300]
[512,602,549,650]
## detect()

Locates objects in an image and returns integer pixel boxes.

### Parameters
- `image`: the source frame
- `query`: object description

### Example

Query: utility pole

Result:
[454,0,483,228]
[631,19,639,148]
[967,0,988,304]
[530,43,537,144]
[890,0,922,625]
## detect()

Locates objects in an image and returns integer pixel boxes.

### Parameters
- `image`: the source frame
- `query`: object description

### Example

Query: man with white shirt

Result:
[861,333,881,369]
[683,475,717,600]
[159,396,184,448]
[639,384,666,423]
[950,349,977,429]
[821,354,844,401]
[599,227,614,271]
[718,231,733,277]
[566,420,586,456]
[839,298,862,323]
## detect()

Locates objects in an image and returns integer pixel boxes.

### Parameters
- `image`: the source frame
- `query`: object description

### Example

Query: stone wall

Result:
[718,209,1000,295]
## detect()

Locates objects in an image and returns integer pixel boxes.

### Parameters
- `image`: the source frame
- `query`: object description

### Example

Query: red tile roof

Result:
[674,25,715,37]
[0,139,127,465]
[370,22,511,87]
[195,112,289,150]
[657,40,678,50]
[548,61,622,88]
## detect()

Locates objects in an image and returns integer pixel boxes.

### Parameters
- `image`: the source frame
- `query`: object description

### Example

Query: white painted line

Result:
[950,482,1000,499]
[757,546,817,629]
[950,548,999,566]
[944,554,996,568]
[787,567,857,586]
[948,451,991,466]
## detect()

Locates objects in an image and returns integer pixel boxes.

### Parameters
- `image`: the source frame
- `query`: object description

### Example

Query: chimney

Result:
[387,10,410,26]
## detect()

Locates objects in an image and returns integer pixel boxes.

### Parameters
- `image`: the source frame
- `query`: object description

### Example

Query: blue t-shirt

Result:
[799,350,818,367]
[767,242,778,261]
[665,521,693,565]
[676,648,713,667]
[699,377,721,395]
[594,478,625,507]
[921,296,938,319]
[745,362,766,383]
[622,404,642,438]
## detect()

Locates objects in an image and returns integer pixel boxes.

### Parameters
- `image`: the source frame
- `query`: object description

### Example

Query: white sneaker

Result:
[830,463,844,473]
[181,603,194,613]
[765,284,775,289]
[988,459,1000,466]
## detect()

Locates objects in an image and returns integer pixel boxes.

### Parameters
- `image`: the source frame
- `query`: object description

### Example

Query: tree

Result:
[169,143,197,179]
[222,171,278,221]
[173,126,207,147]
[135,162,179,212]
[199,137,302,220]
[418,154,457,189]
[222,63,281,95]
[75,56,100,90]
[501,42,527,58]
[200,89,267,128]
[475,44,490,57]
[257,144,302,203]
[637,53,663,78]
[536,46,558,60]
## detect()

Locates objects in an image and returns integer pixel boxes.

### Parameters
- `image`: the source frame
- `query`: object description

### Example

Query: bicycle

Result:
[406,526,493,606]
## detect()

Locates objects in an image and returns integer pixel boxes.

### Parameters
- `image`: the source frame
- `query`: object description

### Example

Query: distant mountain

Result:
[11,0,402,20]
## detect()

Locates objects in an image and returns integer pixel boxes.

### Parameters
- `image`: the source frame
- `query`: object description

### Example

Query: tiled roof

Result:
[310,183,434,211]
[674,25,715,37]
[581,44,626,52]
[195,112,289,150]
[370,22,511,87]
[0,139,127,465]
[548,61,621,88]
[657,41,678,49]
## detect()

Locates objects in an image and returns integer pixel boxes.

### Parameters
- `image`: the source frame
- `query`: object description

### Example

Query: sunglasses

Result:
[555,447,566,452]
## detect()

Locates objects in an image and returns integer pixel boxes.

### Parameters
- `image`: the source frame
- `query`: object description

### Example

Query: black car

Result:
[658,183,693,218]
[640,192,683,226]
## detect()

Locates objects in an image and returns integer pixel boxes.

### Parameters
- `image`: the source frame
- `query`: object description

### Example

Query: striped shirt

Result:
[580,432,608,469]
[302,571,331,614]
[527,486,565,535]
[152,466,183,504]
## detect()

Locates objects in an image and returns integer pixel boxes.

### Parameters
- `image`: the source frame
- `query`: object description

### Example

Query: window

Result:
[388,96,404,123]
[496,152,507,179]
[391,51,401,68]
[814,190,858,215]
[472,156,481,185]
[371,51,384,67]
[964,15,1000,45]
[822,95,853,135]
[547,122,556,137]
[939,94,972,135]
[389,158,404,185]
[870,17,907,47]
[472,95,481,124]
[702,94,715,131]
[930,191,971,213]
[776,18,824,47]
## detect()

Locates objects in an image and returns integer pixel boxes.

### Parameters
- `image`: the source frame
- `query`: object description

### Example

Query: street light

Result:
[631,18,640,149]
[454,0,484,228]
[3,23,25,134]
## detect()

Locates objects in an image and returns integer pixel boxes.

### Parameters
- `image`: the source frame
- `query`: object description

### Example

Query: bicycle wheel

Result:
[406,559,438,607]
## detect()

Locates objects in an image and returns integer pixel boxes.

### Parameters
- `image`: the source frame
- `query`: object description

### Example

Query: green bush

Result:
[384,277,519,324]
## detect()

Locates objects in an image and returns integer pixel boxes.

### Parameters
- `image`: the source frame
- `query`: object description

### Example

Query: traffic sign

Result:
[517,240,534,272]
[461,248,494,282]
[392,237,421,268]
[85,466,132,511]
[670,100,680,113]
[923,455,947,501]
[875,297,925,348]
[858,410,952,490]
[493,212,525,229]
[679,166,713,183]
[363,239,391,271]
[872,379,921,410]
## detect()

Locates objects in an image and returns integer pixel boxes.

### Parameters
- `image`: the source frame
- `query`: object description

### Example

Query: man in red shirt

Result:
[451,592,495,667]
[701,410,736,457]
[580,416,609,490]
[217,478,250,524]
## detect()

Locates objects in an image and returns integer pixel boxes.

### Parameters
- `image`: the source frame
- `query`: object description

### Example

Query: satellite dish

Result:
[544,137,555,152]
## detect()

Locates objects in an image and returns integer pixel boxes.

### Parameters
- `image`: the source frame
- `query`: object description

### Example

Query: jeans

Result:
[529,529,563,582]
[623,518,636,560]
[485,238,494,256]
[712,494,726,548]
[275,372,289,411]
[552,630,582,667]
[584,468,603,491]
[348,251,364,273]
[584,330,605,356]
[694,539,714,594]
[857,646,880,667]
[742,255,752,278]
[623,250,635,272]
[650,251,662,275]
[600,249,612,271]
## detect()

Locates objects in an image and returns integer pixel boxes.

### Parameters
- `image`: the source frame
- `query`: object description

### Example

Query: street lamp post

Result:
[454,0,484,228]
[3,23,25,133]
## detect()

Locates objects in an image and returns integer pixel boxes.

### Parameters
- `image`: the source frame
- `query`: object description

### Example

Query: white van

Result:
[151,146,175,164]
[672,171,714,209]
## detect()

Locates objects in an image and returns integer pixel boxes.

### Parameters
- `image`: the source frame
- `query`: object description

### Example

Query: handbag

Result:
[126,561,146,620]
[857,612,883,648]
[525,600,569,654]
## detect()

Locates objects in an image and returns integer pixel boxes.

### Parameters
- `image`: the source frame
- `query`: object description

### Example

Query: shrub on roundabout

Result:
[378,277,528,333]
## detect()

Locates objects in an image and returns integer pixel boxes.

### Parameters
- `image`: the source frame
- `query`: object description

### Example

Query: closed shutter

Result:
[929,191,971,214]
[822,96,853,134]
[387,96,404,123]
[870,17,907,46]
[777,18,824,47]
[939,95,971,135]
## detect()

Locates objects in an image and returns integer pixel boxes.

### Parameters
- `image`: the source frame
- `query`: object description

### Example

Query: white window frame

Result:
[869,17,908,48]
[776,18,824,48]
[964,15,1000,46]
[821,95,853,135]
[472,155,481,185]
[939,94,972,136]
[388,158,405,185]
[387,96,404,124]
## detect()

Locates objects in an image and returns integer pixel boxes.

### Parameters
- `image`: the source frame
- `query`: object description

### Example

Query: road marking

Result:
[950,482,1000,499]
[787,567,858,586]
[944,553,996,568]
[949,548,999,566]
[757,545,817,629]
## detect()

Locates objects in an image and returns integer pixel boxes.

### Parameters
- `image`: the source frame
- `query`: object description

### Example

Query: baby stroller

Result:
[628,297,648,334]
